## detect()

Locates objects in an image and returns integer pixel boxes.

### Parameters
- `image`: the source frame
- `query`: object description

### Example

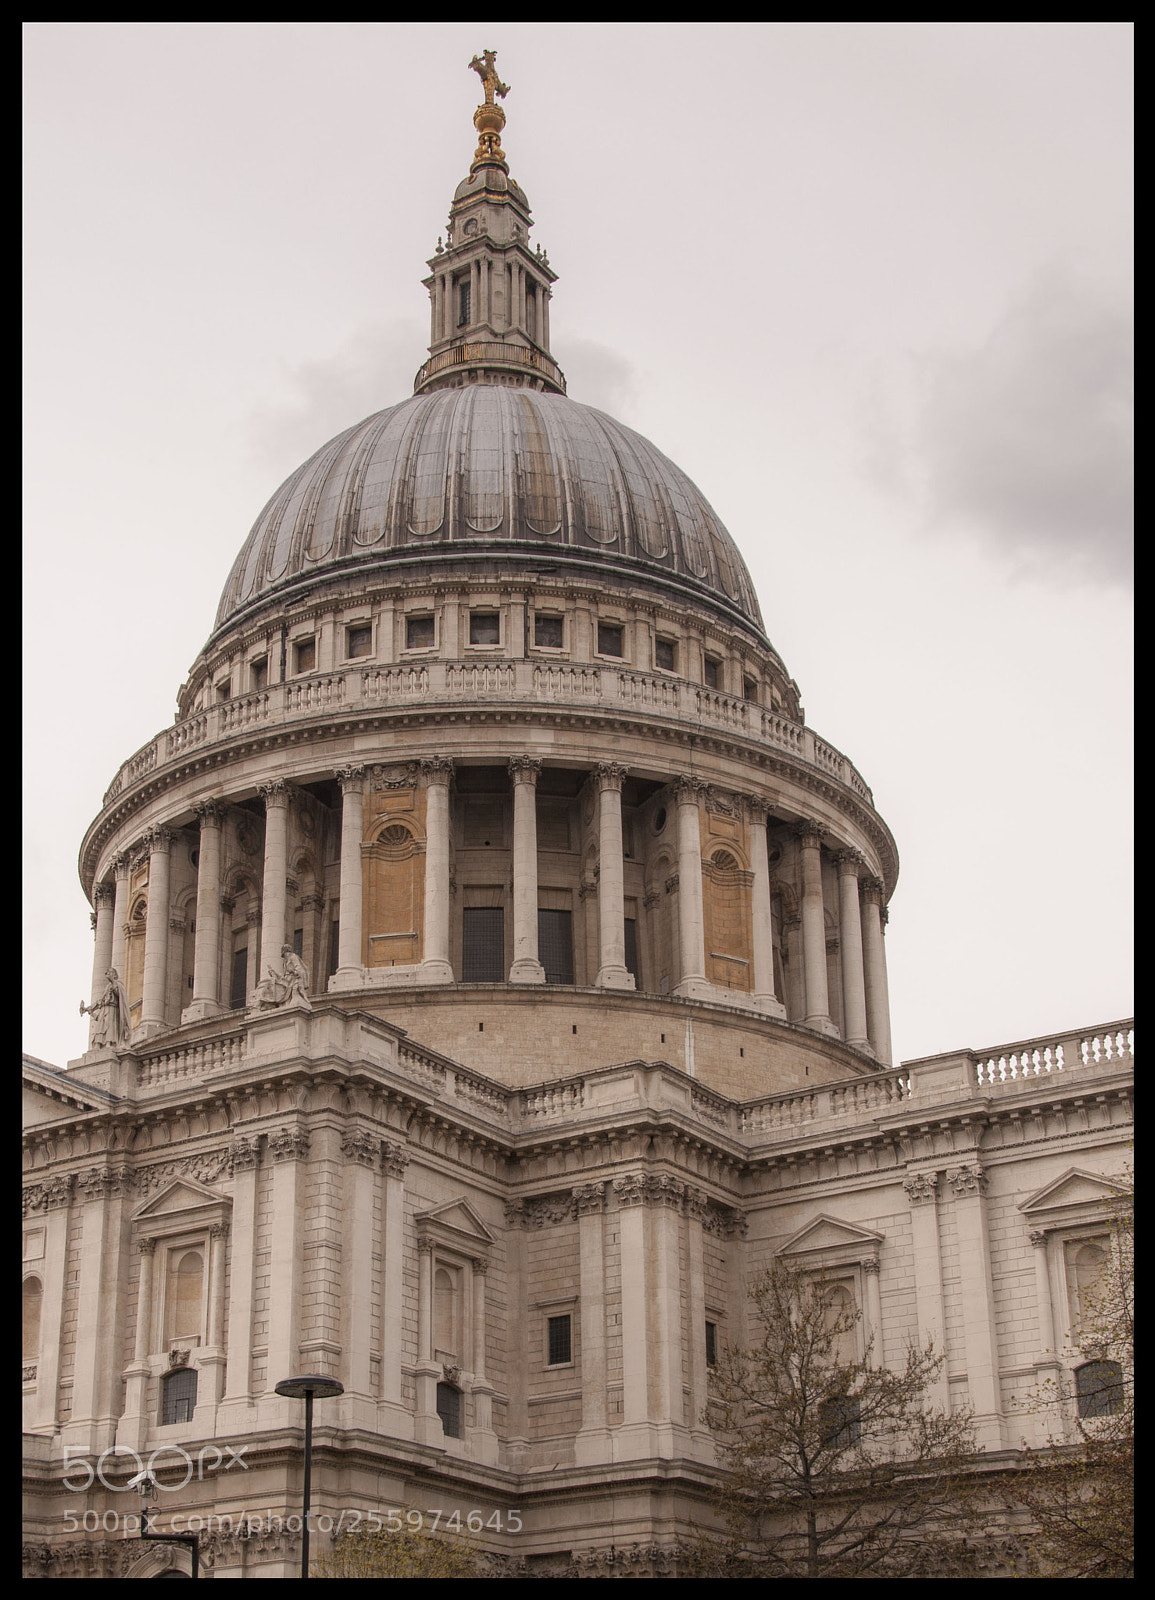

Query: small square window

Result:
[347,624,372,659]
[705,1320,718,1367]
[406,614,435,650]
[597,622,624,658]
[469,611,500,645]
[704,657,720,690]
[161,1366,198,1425]
[250,657,267,691]
[534,613,564,649]
[655,637,676,672]
[547,1314,572,1366]
[294,638,316,674]
[743,676,758,703]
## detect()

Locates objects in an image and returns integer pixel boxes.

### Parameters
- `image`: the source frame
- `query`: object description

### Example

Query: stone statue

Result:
[79,967,131,1047]
[251,945,312,1013]
[468,49,509,105]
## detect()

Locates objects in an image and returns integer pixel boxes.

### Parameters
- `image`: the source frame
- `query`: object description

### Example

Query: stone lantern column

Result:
[259,781,290,977]
[795,821,836,1035]
[109,854,130,983]
[138,828,173,1036]
[835,852,871,1052]
[509,756,545,983]
[88,883,115,1047]
[184,800,223,1022]
[747,799,786,1017]
[673,778,708,1000]
[331,766,365,989]
[420,758,454,982]
[594,762,634,989]
[861,878,893,1066]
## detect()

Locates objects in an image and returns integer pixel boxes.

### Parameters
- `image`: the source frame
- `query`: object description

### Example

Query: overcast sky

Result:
[24,22,1132,1072]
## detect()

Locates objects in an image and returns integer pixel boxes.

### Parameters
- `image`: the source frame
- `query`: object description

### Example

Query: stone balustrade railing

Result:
[102,662,872,807]
[970,1021,1134,1089]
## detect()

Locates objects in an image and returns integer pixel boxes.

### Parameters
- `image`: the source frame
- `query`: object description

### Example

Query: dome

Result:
[213,386,764,636]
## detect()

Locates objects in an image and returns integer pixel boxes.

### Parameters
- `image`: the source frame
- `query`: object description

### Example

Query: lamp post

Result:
[274,1374,344,1579]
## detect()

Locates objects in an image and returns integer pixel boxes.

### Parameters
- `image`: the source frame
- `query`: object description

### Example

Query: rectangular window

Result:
[624,917,639,986]
[704,656,720,690]
[538,908,574,985]
[457,280,471,328]
[250,657,268,691]
[216,679,231,702]
[347,624,372,658]
[329,920,340,978]
[655,636,676,672]
[597,622,624,658]
[743,675,758,703]
[705,1320,718,1367]
[292,927,303,958]
[161,1367,198,1425]
[229,945,248,1009]
[547,1314,572,1366]
[534,613,564,648]
[436,1381,462,1438]
[469,611,500,645]
[294,637,316,674]
[463,906,504,982]
[406,614,435,650]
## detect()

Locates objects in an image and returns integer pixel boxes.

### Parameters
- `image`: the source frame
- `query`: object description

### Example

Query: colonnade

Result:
[89,761,891,1063]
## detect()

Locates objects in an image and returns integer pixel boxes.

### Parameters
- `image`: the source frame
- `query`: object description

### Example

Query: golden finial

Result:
[468,49,509,168]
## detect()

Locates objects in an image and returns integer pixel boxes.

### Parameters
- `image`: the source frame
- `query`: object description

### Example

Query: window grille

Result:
[538,909,574,985]
[230,946,247,1010]
[1076,1360,1124,1418]
[292,928,303,958]
[655,637,675,672]
[161,1367,198,1425]
[406,614,435,650]
[463,907,504,982]
[597,623,624,658]
[457,281,471,328]
[534,614,563,648]
[547,1315,572,1365]
[704,657,720,690]
[624,918,639,985]
[436,1381,462,1438]
[705,1320,717,1368]
[329,920,340,978]
[469,611,500,645]
[819,1394,861,1448]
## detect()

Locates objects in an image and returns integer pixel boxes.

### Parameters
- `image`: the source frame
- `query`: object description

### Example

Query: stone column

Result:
[574,1183,609,1465]
[202,1222,230,1405]
[594,762,634,989]
[331,766,365,989]
[947,1163,1004,1449]
[747,799,786,1017]
[259,781,290,977]
[903,1172,949,1409]
[614,1175,652,1452]
[184,801,224,1022]
[264,1127,309,1408]
[1029,1230,1058,1360]
[673,778,709,1000]
[138,828,173,1035]
[861,1257,883,1368]
[420,758,454,982]
[413,1236,443,1444]
[795,821,836,1035]
[220,1135,260,1421]
[861,878,893,1066]
[88,883,115,1048]
[64,1168,124,1452]
[509,756,545,983]
[835,852,871,1052]
[29,1185,70,1433]
[651,1176,689,1455]
[110,854,130,984]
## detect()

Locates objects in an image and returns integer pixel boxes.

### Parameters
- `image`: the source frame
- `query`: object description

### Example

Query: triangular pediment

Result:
[1019,1168,1131,1217]
[777,1215,884,1257]
[132,1178,226,1221]
[414,1197,494,1245]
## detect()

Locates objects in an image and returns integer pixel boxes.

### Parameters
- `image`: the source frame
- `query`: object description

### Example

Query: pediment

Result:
[414,1197,494,1246]
[132,1178,227,1222]
[1019,1168,1131,1218]
[777,1215,884,1258]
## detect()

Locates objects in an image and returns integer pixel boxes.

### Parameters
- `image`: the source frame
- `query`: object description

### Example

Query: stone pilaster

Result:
[264,1128,309,1413]
[469,1257,498,1463]
[903,1171,950,1409]
[330,766,366,989]
[946,1163,1003,1447]
[340,1130,378,1430]
[508,756,545,983]
[413,1236,442,1444]
[219,1136,261,1427]
[378,1141,410,1433]
[594,762,634,989]
[573,1182,609,1464]
[420,758,454,982]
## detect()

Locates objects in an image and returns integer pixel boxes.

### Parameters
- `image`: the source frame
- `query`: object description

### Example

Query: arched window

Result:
[1075,1360,1124,1418]
[23,1277,43,1361]
[434,1266,460,1360]
[167,1248,204,1342]
[819,1393,862,1448]
[822,1283,858,1366]
[436,1381,462,1439]
[161,1366,198,1425]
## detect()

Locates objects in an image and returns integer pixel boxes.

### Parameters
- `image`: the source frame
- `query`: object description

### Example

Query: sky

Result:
[23,22,1132,1072]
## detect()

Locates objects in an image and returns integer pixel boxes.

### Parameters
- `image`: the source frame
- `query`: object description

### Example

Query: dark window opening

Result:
[161,1367,198,1425]
[535,613,563,648]
[294,638,316,674]
[406,614,435,650]
[526,285,537,342]
[457,280,471,328]
[250,657,267,691]
[347,625,372,658]
[436,1381,462,1438]
[329,920,340,978]
[547,1314,572,1366]
[743,675,758,703]
[1076,1360,1124,1418]
[230,946,248,1010]
[215,679,231,702]
[704,656,720,690]
[292,927,304,958]
[538,908,574,985]
[624,917,639,986]
[463,907,505,982]
[469,611,500,645]
[705,1320,718,1367]
[819,1394,861,1448]
[597,622,624,658]
[655,637,676,672]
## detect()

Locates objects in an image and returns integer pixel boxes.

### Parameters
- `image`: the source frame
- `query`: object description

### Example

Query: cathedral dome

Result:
[213,385,764,638]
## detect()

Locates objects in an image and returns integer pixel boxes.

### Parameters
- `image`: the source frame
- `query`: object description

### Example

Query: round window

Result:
[652,807,667,834]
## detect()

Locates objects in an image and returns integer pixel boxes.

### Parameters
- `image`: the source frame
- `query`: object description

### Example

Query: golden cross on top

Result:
[468,50,509,105]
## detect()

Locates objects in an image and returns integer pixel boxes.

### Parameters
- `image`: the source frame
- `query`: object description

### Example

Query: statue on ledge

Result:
[251,945,312,1013]
[79,967,131,1047]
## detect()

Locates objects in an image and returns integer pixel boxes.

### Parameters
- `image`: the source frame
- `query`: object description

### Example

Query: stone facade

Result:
[23,61,1133,1579]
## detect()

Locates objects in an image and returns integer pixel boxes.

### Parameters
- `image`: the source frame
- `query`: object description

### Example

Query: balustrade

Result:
[972,1022,1134,1087]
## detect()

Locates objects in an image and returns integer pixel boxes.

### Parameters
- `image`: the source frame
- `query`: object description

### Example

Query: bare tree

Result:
[698,1257,987,1578]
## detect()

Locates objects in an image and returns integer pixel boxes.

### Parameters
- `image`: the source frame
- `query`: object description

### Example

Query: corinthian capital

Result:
[193,799,224,829]
[594,761,628,791]
[335,764,366,794]
[792,819,825,849]
[673,776,707,803]
[93,881,115,910]
[146,825,174,854]
[259,779,290,809]
[420,756,455,786]
[833,850,865,878]
[509,755,542,784]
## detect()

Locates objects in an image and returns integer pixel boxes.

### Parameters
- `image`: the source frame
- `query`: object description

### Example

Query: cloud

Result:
[557,338,639,421]
[916,272,1133,584]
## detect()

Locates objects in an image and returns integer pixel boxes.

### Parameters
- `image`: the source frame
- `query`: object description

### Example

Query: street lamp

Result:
[274,1374,344,1579]
[129,1469,200,1578]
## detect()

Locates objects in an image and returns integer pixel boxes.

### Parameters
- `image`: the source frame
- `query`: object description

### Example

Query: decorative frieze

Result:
[267,1126,311,1163]
[229,1134,262,1172]
[77,1166,134,1201]
[135,1149,232,1193]
[22,1174,74,1215]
